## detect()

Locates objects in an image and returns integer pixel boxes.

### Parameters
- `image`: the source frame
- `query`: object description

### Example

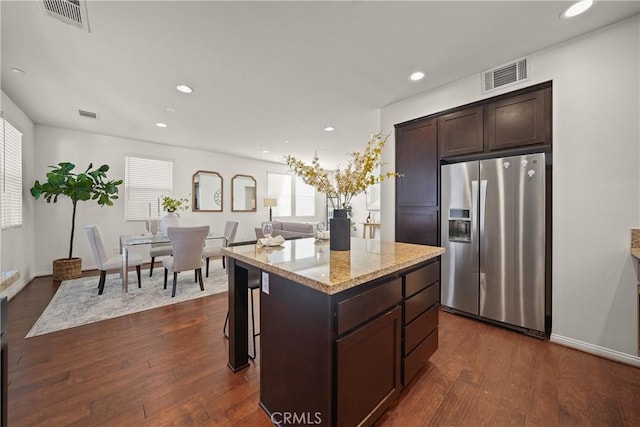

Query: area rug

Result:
[26,264,228,338]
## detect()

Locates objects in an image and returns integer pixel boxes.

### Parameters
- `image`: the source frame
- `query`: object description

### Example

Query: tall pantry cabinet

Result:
[394,118,439,246]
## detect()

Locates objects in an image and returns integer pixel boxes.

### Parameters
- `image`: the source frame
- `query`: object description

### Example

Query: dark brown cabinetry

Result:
[396,119,438,207]
[396,82,552,248]
[402,260,440,386]
[337,307,401,426]
[257,259,440,426]
[485,87,551,151]
[437,107,484,158]
[395,118,439,246]
[396,207,438,246]
[438,84,552,159]
[261,272,405,426]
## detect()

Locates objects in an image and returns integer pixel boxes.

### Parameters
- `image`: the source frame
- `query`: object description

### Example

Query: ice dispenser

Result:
[448,209,471,243]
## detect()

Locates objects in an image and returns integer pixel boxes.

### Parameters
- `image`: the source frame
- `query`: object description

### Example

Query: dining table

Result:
[120,232,225,296]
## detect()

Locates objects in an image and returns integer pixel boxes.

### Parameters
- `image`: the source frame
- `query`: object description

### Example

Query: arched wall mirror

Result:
[232,174,257,212]
[192,170,223,212]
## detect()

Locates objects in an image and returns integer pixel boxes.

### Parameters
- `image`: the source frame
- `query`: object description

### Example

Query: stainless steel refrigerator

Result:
[441,153,546,337]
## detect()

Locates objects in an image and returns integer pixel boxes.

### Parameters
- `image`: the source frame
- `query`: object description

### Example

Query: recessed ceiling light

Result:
[409,71,425,81]
[323,126,335,132]
[10,67,25,74]
[284,139,291,143]
[165,107,176,113]
[176,84,193,93]
[155,122,168,128]
[261,150,270,154]
[561,0,593,19]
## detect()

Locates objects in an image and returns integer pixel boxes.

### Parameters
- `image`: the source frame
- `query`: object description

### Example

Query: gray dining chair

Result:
[84,225,143,295]
[203,221,238,276]
[162,226,210,297]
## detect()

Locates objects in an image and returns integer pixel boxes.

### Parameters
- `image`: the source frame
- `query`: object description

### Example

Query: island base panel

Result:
[260,274,333,425]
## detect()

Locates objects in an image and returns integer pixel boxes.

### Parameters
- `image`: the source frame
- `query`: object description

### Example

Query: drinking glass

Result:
[262,223,273,245]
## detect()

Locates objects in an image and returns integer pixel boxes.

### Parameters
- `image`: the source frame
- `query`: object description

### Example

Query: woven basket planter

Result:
[52,257,82,281]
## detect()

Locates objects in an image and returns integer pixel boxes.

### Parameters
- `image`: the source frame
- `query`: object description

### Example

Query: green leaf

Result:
[29,162,123,258]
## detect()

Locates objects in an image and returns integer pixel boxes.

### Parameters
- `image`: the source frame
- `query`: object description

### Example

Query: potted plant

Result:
[30,162,123,281]
[159,195,190,236]
[284,132,401,251]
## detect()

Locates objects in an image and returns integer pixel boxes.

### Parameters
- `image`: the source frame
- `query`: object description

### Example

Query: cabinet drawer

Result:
[403,328,438,386]
[404,305,438,355]
[405,261,439,297]
[404,282,439,324]
[336,278,402,336]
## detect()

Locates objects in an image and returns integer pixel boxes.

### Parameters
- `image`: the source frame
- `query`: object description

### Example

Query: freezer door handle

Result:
[471,180,479,273]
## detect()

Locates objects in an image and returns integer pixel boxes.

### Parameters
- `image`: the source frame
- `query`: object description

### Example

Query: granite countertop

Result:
[222,238,444,295]
[632,228,640,260]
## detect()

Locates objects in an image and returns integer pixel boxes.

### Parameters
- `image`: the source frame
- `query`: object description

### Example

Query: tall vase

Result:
[160,212,180,236]
[330,209,351,251]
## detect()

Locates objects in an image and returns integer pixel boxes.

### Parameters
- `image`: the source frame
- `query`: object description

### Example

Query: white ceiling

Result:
[2,1,639,167]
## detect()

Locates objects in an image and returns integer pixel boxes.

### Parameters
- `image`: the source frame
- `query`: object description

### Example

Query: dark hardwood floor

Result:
[7,273,640,426]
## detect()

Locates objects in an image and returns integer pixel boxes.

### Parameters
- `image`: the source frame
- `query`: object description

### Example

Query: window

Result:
[125,156,173,220]
[267,172,316,218]
[295,176,315,216]
[1,118,23,229]
[267,173,291,217]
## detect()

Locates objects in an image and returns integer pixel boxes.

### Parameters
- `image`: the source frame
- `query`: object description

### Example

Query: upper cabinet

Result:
[192,170,223,212]
[396,118,438,207]
[231,174,256,212]
[485,87,551,151]
[437,107,484,158]
[438,84,552,159]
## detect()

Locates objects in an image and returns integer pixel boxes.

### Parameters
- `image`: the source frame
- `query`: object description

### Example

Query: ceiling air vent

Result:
[40,0,91,33]
[482,57,529,93]
[78,109,98,119]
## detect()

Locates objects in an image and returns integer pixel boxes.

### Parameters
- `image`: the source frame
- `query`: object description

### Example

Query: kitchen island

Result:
[223,238,444,426]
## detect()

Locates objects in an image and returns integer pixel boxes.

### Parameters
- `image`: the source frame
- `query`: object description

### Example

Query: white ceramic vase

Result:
[159,212,180,236]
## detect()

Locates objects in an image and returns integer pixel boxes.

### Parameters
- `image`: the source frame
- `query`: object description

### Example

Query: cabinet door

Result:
[438,106,484,158]
[395,119,438,207]
[485,87,551,151]
[396,207,438,246]
[336,307,401,427]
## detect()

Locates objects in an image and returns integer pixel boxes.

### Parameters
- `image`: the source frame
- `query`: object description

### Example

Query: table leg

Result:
[228,257,249,372]
[121,245,129,298]
[362,225,366,239]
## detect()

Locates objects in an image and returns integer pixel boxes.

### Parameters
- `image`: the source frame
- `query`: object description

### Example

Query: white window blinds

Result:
[1,118,23,229]
[125,156,172,221]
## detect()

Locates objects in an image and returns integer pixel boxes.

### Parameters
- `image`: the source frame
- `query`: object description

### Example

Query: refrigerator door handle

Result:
[479,179,488,275]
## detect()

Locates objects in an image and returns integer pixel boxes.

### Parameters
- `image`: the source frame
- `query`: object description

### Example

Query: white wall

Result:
[0,91,36,300]
[32,125,325,275]
[381,16,640,362]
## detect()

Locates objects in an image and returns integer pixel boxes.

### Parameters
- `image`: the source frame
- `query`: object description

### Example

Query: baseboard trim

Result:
[0,276,29,301]
[550,333,640,367]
